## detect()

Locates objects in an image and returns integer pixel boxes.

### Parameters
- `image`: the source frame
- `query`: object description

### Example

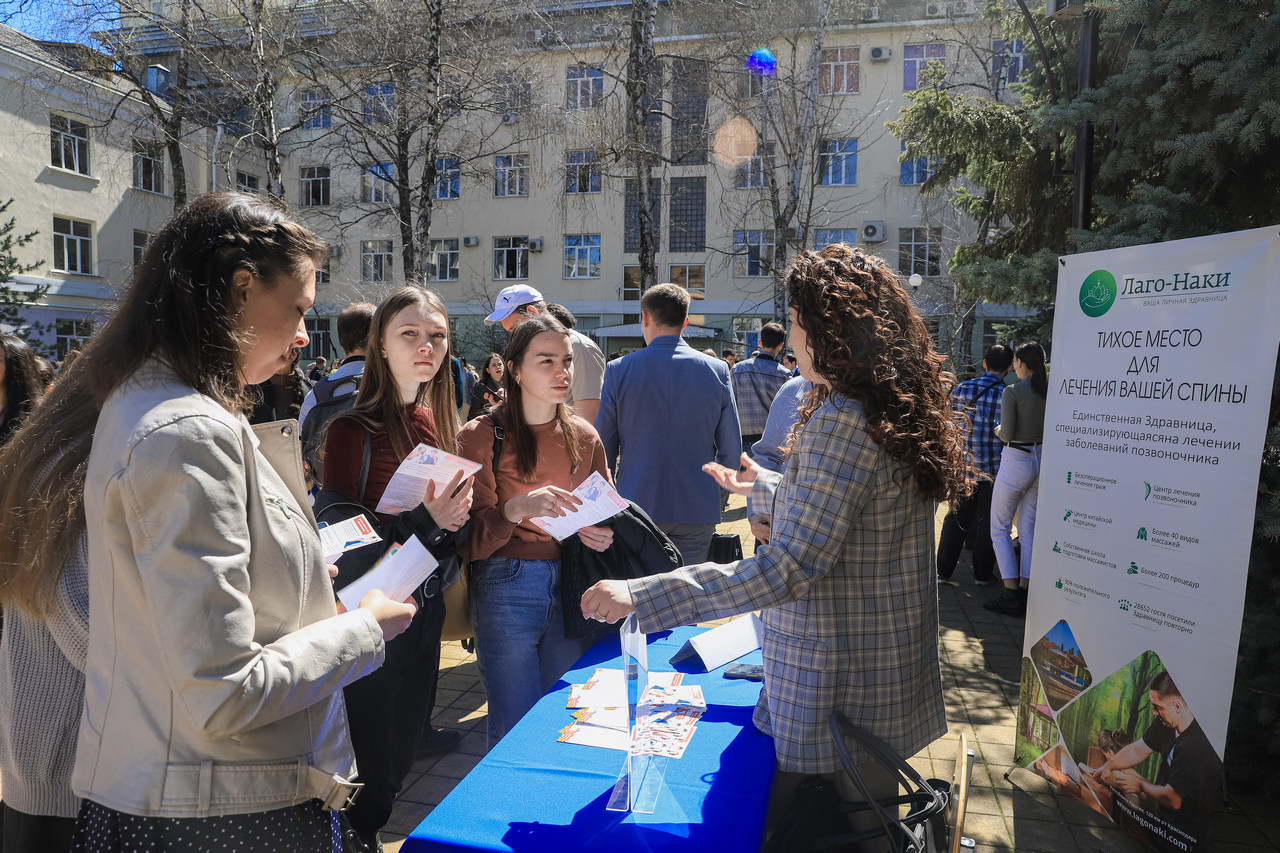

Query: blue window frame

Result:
[819,138,858,186]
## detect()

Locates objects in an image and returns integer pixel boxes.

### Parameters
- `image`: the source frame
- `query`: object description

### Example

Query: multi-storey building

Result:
[3,1,1029,368]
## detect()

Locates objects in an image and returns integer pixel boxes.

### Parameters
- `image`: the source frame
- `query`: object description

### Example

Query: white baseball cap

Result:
[484,284,545,325]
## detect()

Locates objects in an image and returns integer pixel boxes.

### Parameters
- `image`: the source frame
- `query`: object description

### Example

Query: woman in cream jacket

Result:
[7,193,416,852]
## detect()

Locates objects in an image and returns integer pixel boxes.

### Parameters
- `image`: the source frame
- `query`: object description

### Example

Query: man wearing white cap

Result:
[485,284,607,423]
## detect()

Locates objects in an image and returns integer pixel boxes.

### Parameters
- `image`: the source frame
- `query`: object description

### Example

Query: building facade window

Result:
[315,259,331,286]
[992,39,1027,86]
[565,149,601,194]
[301,88,331,129]
[55,318,93,359]
[236,171,260,193]
[362,162,394,204]
[900,142,936,186]
[738,69,773,100]
[563,234,601,279]
[493,236,529,280]
[494,153,529,197]
[301,165,331,206]
[565,65,604,110]
[819,47,860,95]
[670,263,705,298]
[624,179,661,254]
[898,227,942,277]
[302,316,331,360]
[815,228,859,248]
[904,43,946,91]
[361,239,393,283]
[132,140,165,194]
[426,238,460,281]
[819,138,858,186]
[734,141,773,189]
[670,58,708,166]
[733,229,774,277]
[132,229,153,266]
[364,82,394,124]
[50,114,90,175]
[434,157,460,200]
[53,216,92,274]
[669,176,706,253]
[622,266,641,301]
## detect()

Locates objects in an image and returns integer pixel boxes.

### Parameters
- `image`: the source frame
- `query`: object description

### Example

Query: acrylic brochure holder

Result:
[605,614,668,814]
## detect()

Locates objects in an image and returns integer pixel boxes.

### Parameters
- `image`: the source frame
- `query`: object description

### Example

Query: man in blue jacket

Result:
[595,284,741,565]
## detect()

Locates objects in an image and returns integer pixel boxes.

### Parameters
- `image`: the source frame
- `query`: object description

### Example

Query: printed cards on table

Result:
[557,668,706,758]
[375,444,482,515]
[530,471,628,540]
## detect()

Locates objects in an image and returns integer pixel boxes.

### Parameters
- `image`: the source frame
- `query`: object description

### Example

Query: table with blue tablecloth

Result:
[402,626,775,852]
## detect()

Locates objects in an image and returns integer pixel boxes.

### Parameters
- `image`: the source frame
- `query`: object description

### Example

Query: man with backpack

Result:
[299,302,376,486]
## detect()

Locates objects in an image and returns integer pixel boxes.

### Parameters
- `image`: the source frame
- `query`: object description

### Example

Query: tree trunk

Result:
[627,0,659,294]
[412,0,445,283]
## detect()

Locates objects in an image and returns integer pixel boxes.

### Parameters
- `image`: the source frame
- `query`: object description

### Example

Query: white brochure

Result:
[375,444,482,515]
[318,515,383,562]
[529,471,628,540]
[335,534,438,611]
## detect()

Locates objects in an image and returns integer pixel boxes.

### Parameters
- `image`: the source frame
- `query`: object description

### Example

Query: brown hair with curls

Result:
[784,243,972,505]
[0,192,327,618]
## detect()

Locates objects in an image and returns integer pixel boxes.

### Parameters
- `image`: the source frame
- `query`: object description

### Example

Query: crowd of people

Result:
[0,192,1050,852]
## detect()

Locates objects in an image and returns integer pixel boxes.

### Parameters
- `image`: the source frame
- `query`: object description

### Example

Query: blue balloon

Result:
[745,48,776,77]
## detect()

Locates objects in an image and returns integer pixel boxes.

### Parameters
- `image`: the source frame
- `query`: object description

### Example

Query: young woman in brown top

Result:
[457,314,614,746]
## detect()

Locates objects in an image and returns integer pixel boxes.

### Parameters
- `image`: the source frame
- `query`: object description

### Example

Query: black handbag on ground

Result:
[708,531,744,563]
[764,714,951,853]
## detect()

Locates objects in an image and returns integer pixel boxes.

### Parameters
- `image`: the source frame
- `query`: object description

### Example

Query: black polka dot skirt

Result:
[72,798,342,852]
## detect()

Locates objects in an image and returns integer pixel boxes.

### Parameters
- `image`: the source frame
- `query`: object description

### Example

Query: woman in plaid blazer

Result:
[583,245,972,813]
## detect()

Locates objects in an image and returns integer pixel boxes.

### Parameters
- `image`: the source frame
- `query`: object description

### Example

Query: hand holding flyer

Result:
[375,443,482,515]
[530,471,627,540]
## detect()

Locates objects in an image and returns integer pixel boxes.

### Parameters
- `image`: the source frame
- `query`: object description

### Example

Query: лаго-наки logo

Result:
[1080,270,1117,317]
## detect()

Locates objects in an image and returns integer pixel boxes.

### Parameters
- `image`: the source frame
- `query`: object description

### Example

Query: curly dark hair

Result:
[785,244,973,504]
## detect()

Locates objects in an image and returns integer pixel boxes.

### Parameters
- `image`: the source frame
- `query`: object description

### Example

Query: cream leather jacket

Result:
[75,362,385,817]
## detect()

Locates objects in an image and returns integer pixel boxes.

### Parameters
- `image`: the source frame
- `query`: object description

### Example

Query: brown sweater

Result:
[458,413,610,562]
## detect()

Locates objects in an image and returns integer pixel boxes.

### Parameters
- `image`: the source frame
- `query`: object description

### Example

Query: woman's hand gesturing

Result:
[423,468,473,531]
[702,452,762,496]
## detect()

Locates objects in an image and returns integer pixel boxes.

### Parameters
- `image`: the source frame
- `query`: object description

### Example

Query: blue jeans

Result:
[470,557,592,747]
[990,444,1042,581]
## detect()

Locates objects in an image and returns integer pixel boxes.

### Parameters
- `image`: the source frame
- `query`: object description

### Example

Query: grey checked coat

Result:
[628,395,946,772]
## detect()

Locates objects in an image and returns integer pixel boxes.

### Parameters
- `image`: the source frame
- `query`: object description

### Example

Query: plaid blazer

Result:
[629,395,946,772]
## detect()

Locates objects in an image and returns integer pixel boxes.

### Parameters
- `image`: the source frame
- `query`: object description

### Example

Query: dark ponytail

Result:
[1015,341,1048,398]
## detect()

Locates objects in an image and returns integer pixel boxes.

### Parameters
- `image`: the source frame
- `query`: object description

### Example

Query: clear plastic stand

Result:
[605,614,668,814]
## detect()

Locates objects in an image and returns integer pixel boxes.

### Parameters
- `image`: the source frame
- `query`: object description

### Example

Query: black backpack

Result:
[299,368,362,483]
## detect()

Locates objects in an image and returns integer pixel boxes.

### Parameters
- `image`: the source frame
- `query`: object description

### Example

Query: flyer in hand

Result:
[530,471,628,540]
[375,444,482,515]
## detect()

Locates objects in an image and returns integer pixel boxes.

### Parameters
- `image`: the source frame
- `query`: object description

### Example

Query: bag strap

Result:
[357,430,372,506]
[485,414,505,475]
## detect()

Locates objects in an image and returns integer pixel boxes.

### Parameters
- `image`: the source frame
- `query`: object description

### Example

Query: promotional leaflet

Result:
[1016,227,1280,853]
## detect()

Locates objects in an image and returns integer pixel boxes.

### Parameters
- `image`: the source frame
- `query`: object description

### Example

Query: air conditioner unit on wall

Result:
[462,235,479,247]
[501,112,518,125]
[591,23,613,37]
[861,221,886,243]
[1046,0,1085,19]
[328,244,343,258]
[862,6,882,21]
[528,238,544,252]
[869,45,892,61]
[925,2,948,18]
[952,0,979,14]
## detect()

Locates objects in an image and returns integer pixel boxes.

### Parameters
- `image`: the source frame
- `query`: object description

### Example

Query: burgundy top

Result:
[324,406,438,516]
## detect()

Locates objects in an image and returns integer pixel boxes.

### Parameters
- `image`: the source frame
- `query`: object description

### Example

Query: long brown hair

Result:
[332,286,458,460]
[784,244,972,504]
[0,192,327,618]
[496,314,581,482]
